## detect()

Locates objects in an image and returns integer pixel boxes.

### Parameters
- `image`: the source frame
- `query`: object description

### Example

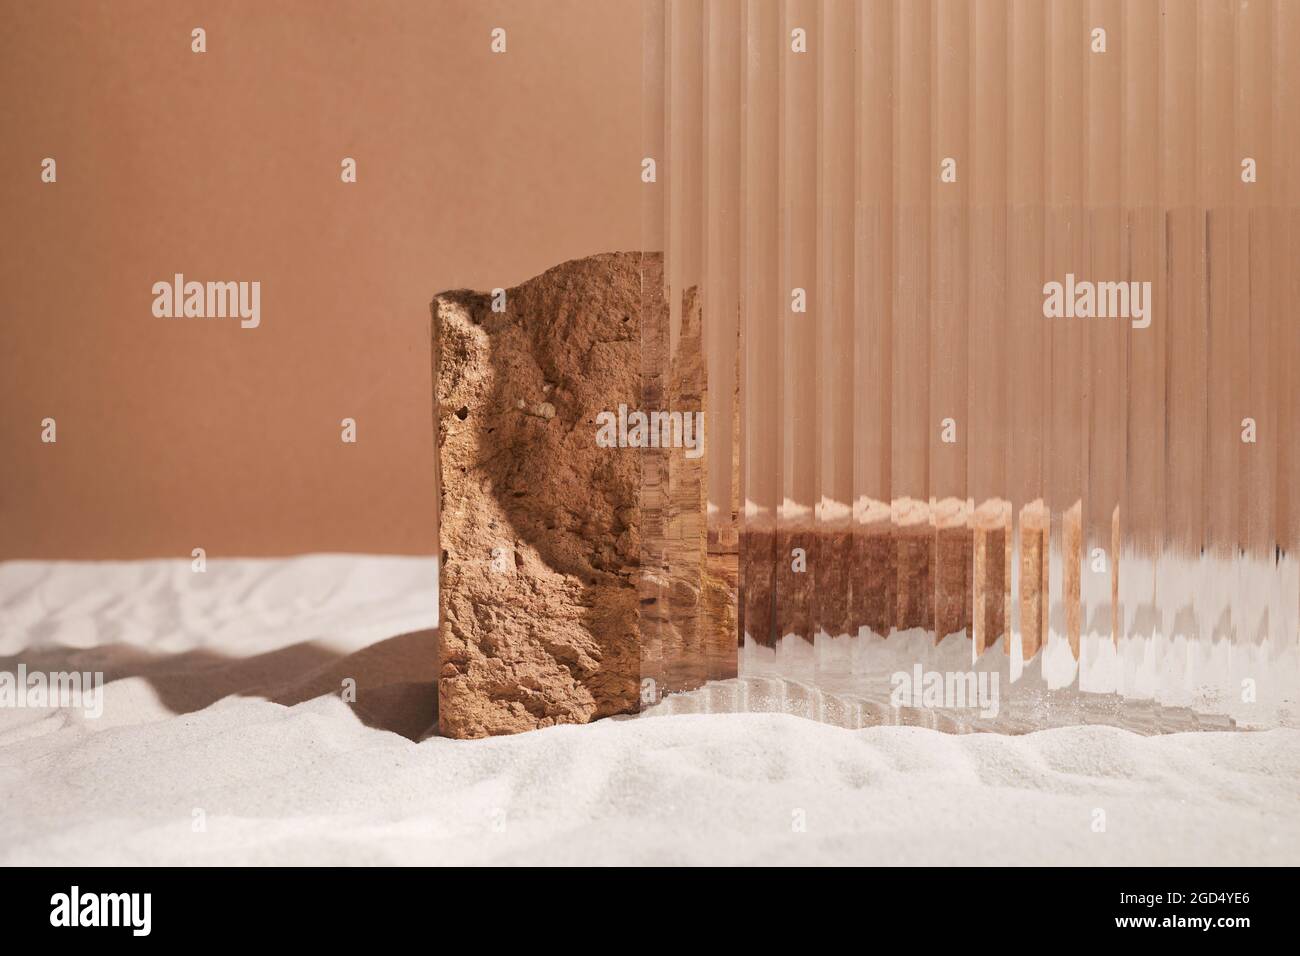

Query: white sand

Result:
[2,556,1298,866]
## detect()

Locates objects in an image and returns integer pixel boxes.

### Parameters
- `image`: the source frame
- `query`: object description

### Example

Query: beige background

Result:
[0,0,642,559]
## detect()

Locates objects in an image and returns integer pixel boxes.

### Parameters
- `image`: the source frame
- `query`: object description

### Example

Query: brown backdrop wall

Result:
[0,0,643,559]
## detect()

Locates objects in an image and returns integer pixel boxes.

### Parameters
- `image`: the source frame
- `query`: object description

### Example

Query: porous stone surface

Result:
[433,253,650,738]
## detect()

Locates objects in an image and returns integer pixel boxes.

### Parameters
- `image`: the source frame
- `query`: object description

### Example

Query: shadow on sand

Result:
[0,628,440,742]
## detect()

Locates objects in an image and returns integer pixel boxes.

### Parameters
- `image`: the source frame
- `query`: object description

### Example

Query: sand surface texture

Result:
[1,556,1296,865]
